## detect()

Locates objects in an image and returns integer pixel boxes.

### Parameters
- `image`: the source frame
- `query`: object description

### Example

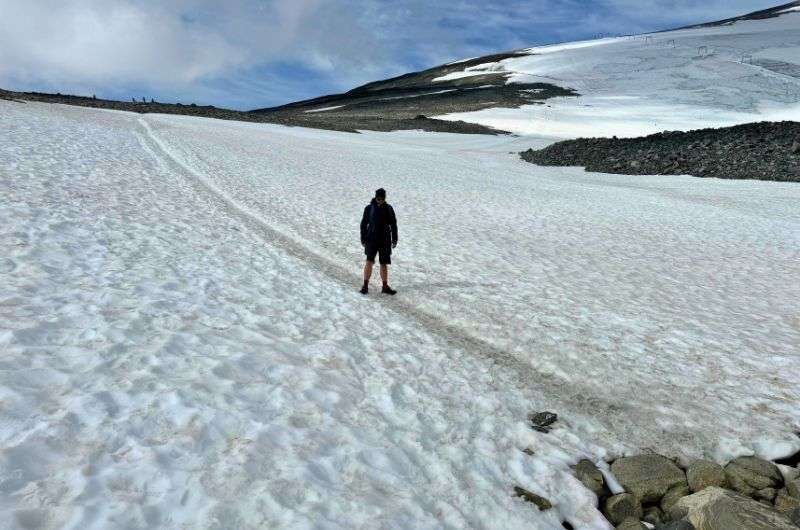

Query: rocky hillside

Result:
[0,88,503,135]
[249,53,576,133]
[520,122,800,182]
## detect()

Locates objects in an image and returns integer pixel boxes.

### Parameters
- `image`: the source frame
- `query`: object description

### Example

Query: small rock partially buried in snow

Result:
[513,486,552,511]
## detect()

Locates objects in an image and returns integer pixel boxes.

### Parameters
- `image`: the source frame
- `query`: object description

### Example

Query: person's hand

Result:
[392,242,397,249]
[361,242,365,247]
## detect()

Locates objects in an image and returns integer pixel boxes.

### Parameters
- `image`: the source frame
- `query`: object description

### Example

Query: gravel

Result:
[520,121,800,182]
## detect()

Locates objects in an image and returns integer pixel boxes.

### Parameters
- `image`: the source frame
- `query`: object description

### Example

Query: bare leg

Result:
[363,260,374,283]
[380,264,388,285]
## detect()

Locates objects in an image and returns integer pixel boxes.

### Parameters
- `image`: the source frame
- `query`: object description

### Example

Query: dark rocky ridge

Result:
[0,88,503,135]
[250,52,577,133]
[520,121,800,182]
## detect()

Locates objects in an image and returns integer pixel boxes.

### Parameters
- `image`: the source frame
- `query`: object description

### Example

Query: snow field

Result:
[2,98,800,529]
[435,13,800,137]
[0,101,613,529]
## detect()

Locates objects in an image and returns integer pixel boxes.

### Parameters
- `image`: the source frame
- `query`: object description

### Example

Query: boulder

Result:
[513,486,552,511]
[754,487,778,502]
[611,455,687,503]
[656,521,695,530]
[786,478,800,499]
[616,518,646,530]
[643,506,665,526]
[775,488,800,513]
[661,483,692,513]
[725,456,783,497]
[791,141,800,154]
[575,459,605,498]
[605,493,643,525]
[669,487,798,530]
[787,507,800,526]
[686,460,726,492]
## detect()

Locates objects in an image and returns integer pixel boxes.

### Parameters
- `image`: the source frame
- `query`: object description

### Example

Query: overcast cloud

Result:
[0,0,786,109]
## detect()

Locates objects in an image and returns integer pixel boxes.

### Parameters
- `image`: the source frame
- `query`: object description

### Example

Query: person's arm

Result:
[360,206,369,245]
[389,206,398,247]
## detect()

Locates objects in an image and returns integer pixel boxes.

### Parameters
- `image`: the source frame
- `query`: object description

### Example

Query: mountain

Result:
[253,2,800,137]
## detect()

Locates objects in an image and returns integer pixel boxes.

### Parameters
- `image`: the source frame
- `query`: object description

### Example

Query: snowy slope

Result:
[3,100,800,529]
[435,10,800,137]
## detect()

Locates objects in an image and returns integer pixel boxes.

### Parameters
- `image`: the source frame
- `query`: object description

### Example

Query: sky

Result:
[0,0,790,110]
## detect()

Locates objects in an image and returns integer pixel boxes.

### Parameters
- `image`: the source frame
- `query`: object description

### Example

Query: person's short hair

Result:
[375,188,386,199]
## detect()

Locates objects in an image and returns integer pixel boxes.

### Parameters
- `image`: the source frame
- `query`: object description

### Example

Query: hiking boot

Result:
[360,285,369,295]
[381,285,397,295]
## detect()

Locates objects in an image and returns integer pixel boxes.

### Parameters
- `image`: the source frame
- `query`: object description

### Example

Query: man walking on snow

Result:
[360,188,398,295]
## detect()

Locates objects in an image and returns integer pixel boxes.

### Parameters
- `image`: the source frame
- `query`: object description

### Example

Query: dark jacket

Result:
[360,199,398,246]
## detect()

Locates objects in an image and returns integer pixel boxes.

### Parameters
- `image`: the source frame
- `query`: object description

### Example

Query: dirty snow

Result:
[2,99,800,529]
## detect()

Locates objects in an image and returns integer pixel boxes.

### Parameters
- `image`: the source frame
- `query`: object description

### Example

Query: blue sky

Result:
[0,0,787,110]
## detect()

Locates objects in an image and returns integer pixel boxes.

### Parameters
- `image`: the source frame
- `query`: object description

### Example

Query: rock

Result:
[775,488,800,513]
[686,460,726,492]
[575,459,605,498]
[661,483,692,513]
[777,464,800,483]
[616,518,646,530]
[604,493,643,525]
[755,487,778,502]
[630,160,641,169]
[725,456,784,496]
[612,454,687,503]
[792,141,800,154]
[529,411,558,433]
[643,506,665,525]
[669,487,798,530]
[513,486,552,511]
[656,521,695,530]
[787,507,800,526]
[786,478,800,499]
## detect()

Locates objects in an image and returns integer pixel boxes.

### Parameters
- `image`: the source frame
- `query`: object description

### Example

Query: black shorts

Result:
[365,243,391,265]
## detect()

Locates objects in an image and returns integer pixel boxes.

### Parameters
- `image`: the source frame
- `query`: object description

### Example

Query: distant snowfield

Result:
[436,13,800,137]
[2,100,800,529]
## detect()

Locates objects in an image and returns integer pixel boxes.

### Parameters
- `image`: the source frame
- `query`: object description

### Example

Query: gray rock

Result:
[605,493,643,525]
[792,141,800,154]
[686,460,726,492]
[787,478,800,499]
[669,487,798,530]
[616,518,646,530]
[661,483,692,513]
[656,521,695,530]
[725,456,783,496]
[643,505,665,525]
[612,454,687,503]
[513,486,552,511]
[575,459,605,498]
[787,507,800,526]
[775,488,800,513]
[754,487,778,502]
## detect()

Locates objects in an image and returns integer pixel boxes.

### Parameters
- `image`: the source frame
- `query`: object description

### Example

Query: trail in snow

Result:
[142,110,800,462]
[135,117,624,426]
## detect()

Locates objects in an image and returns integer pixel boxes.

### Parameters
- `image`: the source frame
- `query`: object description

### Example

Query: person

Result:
[360,188,398,295]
